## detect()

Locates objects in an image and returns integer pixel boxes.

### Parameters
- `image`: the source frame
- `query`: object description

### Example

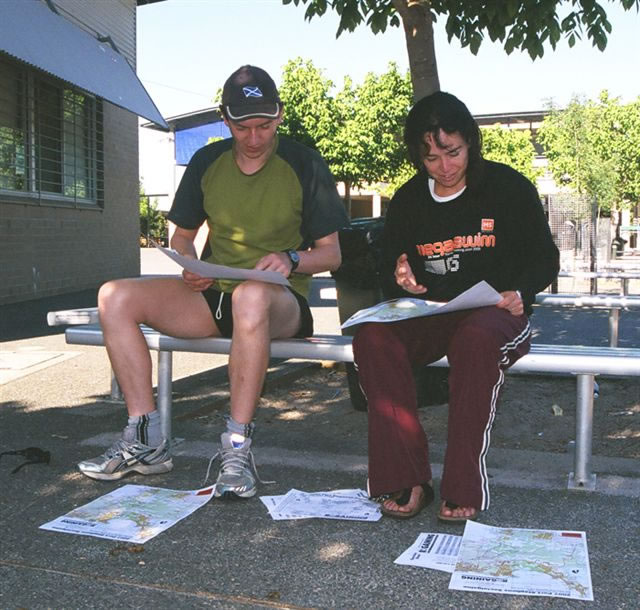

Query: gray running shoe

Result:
[207,432,263,499]
[78,438,173,481]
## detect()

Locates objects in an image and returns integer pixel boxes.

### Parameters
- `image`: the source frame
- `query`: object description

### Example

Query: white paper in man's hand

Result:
[154,243,290,287]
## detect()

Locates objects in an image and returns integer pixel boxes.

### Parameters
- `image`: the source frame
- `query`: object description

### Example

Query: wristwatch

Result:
[284,249,300,272]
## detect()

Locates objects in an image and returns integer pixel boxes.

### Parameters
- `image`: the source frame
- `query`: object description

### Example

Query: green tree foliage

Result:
[379,160,416,199]
[279,58,337,151]
[537,91,640,213]
[329,64,413,184]
[278,59,544,203]
[283,0,640,99]
[481,125,543,184]
[139,183,167,246]
[279,59,414,211]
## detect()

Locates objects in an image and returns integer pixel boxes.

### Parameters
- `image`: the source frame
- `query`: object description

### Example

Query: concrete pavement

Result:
[1,253,639,609]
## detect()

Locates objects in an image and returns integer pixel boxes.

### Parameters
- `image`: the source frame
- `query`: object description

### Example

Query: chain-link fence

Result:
[547,193,611,271]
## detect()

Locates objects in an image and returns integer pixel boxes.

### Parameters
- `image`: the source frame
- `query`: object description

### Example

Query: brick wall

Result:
[0,0,141,305]
[0,104,140,305]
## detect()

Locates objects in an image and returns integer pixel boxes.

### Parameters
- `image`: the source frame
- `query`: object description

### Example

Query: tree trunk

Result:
[391,0,440,101]
[343,179,352,218]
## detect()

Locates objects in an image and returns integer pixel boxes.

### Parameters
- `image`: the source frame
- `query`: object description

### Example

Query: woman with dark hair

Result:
[353,91,559,522]
[403,92,484,192]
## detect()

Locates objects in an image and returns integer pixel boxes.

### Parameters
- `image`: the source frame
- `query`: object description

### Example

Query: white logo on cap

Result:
[243,86,263,98]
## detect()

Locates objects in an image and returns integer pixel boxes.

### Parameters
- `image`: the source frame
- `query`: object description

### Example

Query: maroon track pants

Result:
[352,306,531,510]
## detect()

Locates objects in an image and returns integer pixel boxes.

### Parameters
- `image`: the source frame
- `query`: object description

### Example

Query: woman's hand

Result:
[496,290,524,316]
[395,254,427,294]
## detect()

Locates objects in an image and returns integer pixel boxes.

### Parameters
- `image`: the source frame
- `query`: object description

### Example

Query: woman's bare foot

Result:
[438,500,477,522]
[380,482,434,519]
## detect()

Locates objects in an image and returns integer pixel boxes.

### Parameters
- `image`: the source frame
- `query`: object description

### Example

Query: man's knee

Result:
[98,280,125,312]
[231,281,272,330]
[98,279,142,322]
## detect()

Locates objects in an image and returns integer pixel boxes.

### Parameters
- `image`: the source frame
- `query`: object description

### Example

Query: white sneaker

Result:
[78,439,172,481]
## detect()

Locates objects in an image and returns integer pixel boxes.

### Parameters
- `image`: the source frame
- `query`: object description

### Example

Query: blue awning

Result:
[0,0,168,128]
[175,123,231,165]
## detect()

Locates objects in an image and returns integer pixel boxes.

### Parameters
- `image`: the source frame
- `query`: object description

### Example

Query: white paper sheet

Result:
[260,488,382,522]
[341,281,502,329]
[154,243,290,287]
[394,532,462,573]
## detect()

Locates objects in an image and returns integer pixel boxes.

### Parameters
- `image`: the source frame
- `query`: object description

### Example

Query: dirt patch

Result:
[258,364,640,460]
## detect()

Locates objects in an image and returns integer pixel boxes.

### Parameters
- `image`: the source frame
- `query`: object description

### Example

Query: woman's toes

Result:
[440,501,476,519]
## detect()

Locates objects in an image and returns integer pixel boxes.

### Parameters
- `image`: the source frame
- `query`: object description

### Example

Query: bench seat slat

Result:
[534,294,640,308]
[65,325,640,377]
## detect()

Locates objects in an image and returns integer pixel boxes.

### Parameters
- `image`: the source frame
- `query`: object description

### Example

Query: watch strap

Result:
[284,249,299,271]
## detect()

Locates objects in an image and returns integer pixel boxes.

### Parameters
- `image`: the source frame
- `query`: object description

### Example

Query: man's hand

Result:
[182,269,215,292]
[170,227,214,291]
[255,252,293,277]
[395,254,427,294]
[496,290,524,316]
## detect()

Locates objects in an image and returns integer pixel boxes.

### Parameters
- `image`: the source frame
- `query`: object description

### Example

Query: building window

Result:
[0,56,104,206]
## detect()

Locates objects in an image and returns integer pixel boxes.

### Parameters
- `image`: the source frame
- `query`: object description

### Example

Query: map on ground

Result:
[449,521,593,601]
[341,281,502,329]
[40,484,215,544]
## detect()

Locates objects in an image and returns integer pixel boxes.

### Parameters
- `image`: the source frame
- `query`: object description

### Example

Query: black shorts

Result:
[202,286,314,339]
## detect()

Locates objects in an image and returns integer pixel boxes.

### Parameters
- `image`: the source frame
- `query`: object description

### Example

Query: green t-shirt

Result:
[167,135,348,297]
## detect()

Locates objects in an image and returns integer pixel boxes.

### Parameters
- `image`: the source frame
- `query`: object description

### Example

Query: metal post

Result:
[608,308,620,347]
[109,369,123,401]
[589,197,598,295]
[568,374,597,491]
[146,195,151,247]
[156,351,173,444]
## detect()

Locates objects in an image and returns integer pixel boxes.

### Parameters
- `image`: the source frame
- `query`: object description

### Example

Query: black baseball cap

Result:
[221,65,282,121]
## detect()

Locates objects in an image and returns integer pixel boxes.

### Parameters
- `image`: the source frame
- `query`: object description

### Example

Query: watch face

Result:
[289,250,300,264]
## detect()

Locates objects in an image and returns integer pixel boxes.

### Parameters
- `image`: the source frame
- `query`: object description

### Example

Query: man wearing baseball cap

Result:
[79,66,348,500]
[221,65,282,121]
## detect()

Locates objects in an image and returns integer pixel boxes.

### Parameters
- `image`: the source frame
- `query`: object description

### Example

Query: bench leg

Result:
[568,373,597,491]
[608,308,619,347]
[109,370,124,402]
[157,351,173,444]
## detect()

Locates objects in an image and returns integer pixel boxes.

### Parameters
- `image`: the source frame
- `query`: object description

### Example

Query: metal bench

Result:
[533,293,640,347]
[53,317,640,494]
[558,270,640,296]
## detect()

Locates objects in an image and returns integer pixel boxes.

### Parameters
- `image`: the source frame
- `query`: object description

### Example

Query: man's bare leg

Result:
[98,277,219,416]
[212,281,302,498]
[227,281,302,424]
[78,276,220,481]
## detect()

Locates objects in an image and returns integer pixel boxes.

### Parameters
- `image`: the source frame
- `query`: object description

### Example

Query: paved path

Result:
[0,251,639,608]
